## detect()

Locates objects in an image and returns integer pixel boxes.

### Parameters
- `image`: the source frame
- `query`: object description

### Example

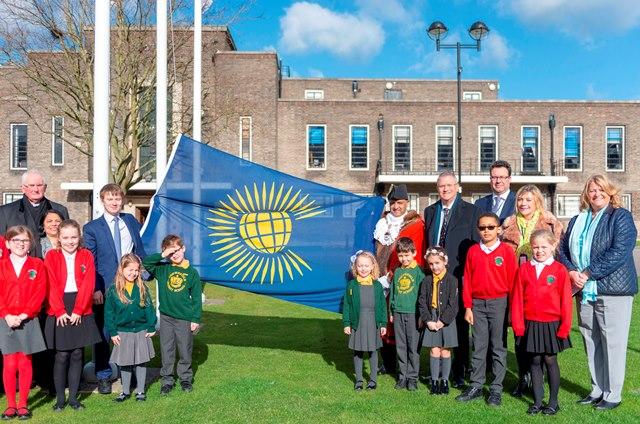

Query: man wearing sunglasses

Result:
[474,161,516,225]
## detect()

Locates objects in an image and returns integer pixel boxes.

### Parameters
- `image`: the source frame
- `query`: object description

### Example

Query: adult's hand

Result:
[93,290,104,305]
[569,270,587,289]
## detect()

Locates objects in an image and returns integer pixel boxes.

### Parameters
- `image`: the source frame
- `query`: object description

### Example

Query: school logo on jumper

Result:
[208,182,325,284]
[397,274,414,294]
[546,275,556,285]
[494,256,503,266]
[168,271,188,292]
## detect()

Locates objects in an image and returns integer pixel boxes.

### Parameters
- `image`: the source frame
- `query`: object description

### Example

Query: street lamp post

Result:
[427,21,489,188]
[375,113,385,195]
[548,114,557,214]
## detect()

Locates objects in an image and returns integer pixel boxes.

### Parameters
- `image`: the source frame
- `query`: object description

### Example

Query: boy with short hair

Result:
[390,237,425,391]
[457,212,516,406]
[142,234,202,394]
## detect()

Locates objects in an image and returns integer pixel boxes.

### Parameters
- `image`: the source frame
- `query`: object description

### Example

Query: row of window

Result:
[303,89,484,102]
[9,119,64,169]
[304,124,626,172]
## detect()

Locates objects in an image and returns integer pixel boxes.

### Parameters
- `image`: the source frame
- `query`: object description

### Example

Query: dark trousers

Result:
[469,296,508,392]
[452,303,470,381]
[393,312,420,381]
[93,303,112,380]
[160,314,194,385]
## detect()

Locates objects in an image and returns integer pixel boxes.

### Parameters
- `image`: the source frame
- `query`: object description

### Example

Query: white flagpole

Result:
[156,0,168,182]
[193,0,202,142]
[92,0,110,218]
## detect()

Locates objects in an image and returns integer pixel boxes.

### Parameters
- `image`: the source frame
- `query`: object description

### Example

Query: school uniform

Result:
[0,236,7,261]
[463,241,516,393]
[419,272,459,348]
[390,264,424,383]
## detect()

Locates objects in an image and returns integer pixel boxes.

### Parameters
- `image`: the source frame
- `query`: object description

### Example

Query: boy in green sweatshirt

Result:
[390,237,425,391]
[142,234,202,394]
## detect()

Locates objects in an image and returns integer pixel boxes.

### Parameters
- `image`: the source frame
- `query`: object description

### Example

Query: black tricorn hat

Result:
[387,184,408,201]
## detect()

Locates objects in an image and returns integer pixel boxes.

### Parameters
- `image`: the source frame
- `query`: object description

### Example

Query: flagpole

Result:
[193,0,202,141]
[92,0,110,218]
[156,0,168,182]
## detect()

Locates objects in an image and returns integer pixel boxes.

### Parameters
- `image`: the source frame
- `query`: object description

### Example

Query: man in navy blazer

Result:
[83,183,147,394]
[474,160,516,224]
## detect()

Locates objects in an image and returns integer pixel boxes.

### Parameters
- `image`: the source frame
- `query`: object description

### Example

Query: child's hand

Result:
[162,246,181,259]
[111,335,121,346]
[389,314,394,323]
[343,326,351,335]
[427,321,437,331]
[464,308,474,325]
[380,327,387,336]
[4,315,20,328]
[69,313,82,325]
[56,314,70,327]
[435,320,444,331]
[146,331,156,338]
[190,322,200,332]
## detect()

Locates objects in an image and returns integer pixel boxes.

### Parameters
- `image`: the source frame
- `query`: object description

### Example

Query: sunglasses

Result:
[477,225,498,231]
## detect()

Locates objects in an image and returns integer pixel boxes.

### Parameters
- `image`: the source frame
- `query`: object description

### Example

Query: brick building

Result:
[1,26,638,226]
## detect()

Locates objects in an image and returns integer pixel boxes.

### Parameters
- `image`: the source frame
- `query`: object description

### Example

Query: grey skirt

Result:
[110,330,155,366]
[0,317,47,355]
[422,311,458,348]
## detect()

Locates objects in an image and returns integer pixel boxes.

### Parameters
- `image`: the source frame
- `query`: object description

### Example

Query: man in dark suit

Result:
[83,183,147,394]
[424,171,481,388]
[0,170,69,257]
[474,160,516,225]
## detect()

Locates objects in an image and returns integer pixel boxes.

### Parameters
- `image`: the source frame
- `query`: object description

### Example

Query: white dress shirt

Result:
[480,240,501,254]
[63,250,78,293]
[531,257,555,279]
[103,212,134,258]
[492,190,510,216]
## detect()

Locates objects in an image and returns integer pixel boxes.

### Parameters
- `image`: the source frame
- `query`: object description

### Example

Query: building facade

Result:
[1,26,638,227]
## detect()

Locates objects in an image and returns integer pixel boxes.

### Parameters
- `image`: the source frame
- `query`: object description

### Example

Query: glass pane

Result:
[607,127,623,170]
[12,124,27,169]
[350,126,367,169]
[479,126,496,171]
[53,117,63,165]
[393,126,411,170]
[557,195,580,218]
[437,126,453,171]
[308,126,325,168]
[241,117,251,160]
[522,127,538,172]
[564,127,581,169]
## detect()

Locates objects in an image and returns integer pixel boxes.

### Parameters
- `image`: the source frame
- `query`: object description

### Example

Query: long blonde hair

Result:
[580,174,622,210]
[350,251,381,280]
[516,184,546,215]
[114,253,148,307]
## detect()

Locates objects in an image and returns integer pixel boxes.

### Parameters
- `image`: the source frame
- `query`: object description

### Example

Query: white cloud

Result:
[497,0,640,41]
[475,31,516,70]
[585,83,606,99]
[278,2,384,60]
[307,67,324,78]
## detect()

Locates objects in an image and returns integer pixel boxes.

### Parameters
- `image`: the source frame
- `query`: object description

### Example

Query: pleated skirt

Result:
[521,320,572,354]
[110,330,155,366]
[44,292,103,350]
[0,318,46,355]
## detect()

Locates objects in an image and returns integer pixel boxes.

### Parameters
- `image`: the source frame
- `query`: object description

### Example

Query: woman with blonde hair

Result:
[501,184,563,398]
[559,175,636,410]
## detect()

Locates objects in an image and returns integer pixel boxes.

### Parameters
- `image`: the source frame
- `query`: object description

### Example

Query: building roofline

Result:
[277,99,640,105]
[283,77,498,83]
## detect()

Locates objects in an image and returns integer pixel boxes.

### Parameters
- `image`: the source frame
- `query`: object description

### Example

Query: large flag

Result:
[141,135,385,313]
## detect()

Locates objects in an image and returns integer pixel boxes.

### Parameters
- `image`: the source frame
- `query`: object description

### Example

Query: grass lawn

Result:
[18,284,640,423]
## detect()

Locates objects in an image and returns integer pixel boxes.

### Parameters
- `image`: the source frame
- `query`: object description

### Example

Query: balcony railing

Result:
[379,158,565,177]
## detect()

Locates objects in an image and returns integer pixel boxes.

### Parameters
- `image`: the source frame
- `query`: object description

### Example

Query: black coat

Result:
[424,198,481,281]
[0,196,69,258]
[474,191,516,225]
[418,272,459,325]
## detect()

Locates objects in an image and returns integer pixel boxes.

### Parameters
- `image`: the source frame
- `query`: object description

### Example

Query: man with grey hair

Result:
[0,170,69,257]
[424,171,481,390]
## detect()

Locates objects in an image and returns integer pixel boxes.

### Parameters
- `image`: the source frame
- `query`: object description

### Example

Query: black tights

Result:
[530,353,560,407]
[53,348,84,405]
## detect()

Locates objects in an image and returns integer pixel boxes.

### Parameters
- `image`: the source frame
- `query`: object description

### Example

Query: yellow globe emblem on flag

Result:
[208,182,325,284]
[238,212,292,253]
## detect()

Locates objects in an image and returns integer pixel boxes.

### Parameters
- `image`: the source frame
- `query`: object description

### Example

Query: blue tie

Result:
[113,216,122,260]
[492,196,502,215]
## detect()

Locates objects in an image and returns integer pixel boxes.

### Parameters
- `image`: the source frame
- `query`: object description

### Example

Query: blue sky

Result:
[214,0,640,100]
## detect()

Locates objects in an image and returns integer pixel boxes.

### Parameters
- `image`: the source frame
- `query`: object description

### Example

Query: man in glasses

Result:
[474,161,516,225]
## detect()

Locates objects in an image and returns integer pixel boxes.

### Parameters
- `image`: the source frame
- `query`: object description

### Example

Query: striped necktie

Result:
[438,208,450,247]
[113,216,122,260]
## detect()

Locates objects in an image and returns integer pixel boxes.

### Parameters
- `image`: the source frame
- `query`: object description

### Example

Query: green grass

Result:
[20,284,640,423]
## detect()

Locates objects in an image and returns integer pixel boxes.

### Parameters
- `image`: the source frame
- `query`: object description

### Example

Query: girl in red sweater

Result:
[511,229,572,415]
[44,220,102,412]
[0,226,47,420]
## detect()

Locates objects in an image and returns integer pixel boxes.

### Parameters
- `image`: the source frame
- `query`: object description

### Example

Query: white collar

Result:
[62,250,77,260]
[480,240,501,253]
[494,190,510,201]
[386,212,406,225]
[103,211,120,222]
[531,257,554,266]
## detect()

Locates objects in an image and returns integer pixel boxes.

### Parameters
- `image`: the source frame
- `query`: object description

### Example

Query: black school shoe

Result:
[97,378,112,395]
[68,401,84,411]
[16,408,31,420]
[160,384,174,395]
[594,400,621,410]
[577,394,602,405]
[429,380,440,395]
[527,404,543,415]
[487,391,502,407]
[394,379,407,390]
[439,380,449,395]
[180,381,193,392]
[354,381,363,391]
[543,404,560,415]
[456,386,483,402]
[52,402,65,412]
[366,381,377,391]
[114,393,131,402]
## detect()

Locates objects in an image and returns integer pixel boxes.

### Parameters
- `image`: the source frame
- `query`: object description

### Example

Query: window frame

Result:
[239,116,252,162]
[463,91,482,101]
[408,193,420,212]
[555,194,581,219]
[521,125,541,173]
[306,124,327,171]
[304,89,324,100]
[348,124,369,171]
[621,193,632,211]
[563,125,583,172]
[477,125,498,172]
[392,124,413,172]
[605,125,625,172]
[51,116,64,166]
[10,123,28,171]
[435,124,456,172]
[2,192,22,205]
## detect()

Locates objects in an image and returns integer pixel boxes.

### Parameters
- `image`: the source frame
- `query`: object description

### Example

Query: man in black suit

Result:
[0,170,69,257]
[424,171,481,388]
[474,160,516,225]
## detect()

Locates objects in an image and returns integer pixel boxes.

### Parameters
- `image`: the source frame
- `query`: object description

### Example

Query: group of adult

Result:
[373,160,636,409]
[0,170,146,395]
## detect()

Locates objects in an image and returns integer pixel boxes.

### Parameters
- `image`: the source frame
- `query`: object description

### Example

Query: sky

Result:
[218,0,640,100]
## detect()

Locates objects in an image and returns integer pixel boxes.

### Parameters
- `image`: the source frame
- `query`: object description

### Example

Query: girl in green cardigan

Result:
[342,251,387,391]
[105,254,157,402]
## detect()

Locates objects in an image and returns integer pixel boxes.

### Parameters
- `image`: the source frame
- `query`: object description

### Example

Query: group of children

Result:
[343,212,573,415]
[0,225,201,420]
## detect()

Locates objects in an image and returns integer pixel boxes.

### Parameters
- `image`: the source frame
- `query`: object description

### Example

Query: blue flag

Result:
[141,135,385,313]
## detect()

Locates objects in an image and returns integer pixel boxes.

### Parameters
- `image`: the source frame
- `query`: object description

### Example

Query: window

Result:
[556,194,581,218]
[3,193,22,205]
[52,116,64,166]
[479,125,497,172]
[307,125,326,169]
[606,126,624,171]
[463,91,482,101]
[392,125,411,171]
[384,89,403,100]
[239,117,252,161]
[343,193,373,218]
[436,125,455,171]
[10,124,27,170]
[137,86,173,180]
[428,194,440,205]
[471,193,491,203]
[408,193,420,212]
[621,194,632,211]
[564,126,582,170]
[304,89,324,100]
[349,125,368,170]
[521,126,540,173]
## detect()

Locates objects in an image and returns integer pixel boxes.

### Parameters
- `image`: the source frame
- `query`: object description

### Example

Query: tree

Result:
[0,0,253,192]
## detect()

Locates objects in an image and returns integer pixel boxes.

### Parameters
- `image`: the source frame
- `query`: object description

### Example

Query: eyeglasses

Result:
[490,176,509,181]
[10,238,31,244]
[23,184,46,189]
[477,225,497,231]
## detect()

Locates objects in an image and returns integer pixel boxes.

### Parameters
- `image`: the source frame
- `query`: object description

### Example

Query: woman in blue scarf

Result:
[558,174,637,411]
